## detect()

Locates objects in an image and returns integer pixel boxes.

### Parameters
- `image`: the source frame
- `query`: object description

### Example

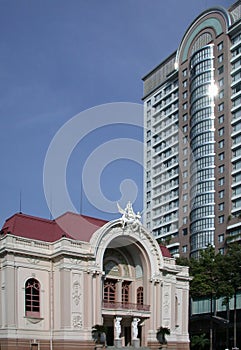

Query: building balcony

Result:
[102,301,150,312]
[231,166,241,175]
[152,222,178,235]
[231,101,241,113]
[231,127,241,138]
[227,218,241,244]
[153,86,178,107]
[153,167,178,180]
[152,116,178,135]
[230,41,241,53]
[152,105,178,123]
[231,63,241,77]
[153,158,178,172]
[227,234,241,244]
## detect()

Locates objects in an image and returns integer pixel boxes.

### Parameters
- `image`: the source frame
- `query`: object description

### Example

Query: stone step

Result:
[106,347,150,350]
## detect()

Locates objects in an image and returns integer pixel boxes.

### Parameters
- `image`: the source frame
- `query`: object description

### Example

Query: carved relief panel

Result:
[72,273,83,329]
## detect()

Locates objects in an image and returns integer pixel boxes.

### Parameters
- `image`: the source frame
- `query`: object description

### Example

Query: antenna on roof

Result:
[49,191,53,220]
[19,190,22,213]
[80,179,83,215]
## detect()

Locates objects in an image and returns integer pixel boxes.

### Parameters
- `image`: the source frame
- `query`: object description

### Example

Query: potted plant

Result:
[156,326,170,346]
[191,333,209,350]
[92,324,107,348]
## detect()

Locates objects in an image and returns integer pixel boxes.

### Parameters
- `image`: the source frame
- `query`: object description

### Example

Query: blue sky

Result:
[0,0,233,225]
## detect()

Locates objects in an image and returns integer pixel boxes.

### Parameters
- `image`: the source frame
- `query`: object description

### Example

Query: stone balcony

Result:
[102,301,150,312]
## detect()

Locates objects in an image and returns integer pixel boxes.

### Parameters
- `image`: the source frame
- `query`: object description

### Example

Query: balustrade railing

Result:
[102,301,150,312]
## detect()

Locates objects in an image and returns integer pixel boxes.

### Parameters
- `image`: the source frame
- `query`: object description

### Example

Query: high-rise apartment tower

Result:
[143,1,241,258]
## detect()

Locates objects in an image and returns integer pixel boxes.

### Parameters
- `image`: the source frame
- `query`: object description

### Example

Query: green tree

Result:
[186,246,227,350]
[189,246,226,299]
[220,243,241,348]
[177,245,241,350]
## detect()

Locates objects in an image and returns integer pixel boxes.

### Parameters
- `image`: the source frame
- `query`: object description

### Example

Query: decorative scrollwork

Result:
[72,281,81,305]
[72,314,82,328]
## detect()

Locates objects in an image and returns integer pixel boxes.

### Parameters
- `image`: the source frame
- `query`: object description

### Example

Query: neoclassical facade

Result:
[0,204,190,349]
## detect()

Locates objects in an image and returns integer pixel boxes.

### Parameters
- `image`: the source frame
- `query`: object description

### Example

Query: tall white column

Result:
[60,267,71,328]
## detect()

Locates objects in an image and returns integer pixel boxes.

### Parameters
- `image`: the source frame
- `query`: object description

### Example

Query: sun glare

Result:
[208,83,218,98]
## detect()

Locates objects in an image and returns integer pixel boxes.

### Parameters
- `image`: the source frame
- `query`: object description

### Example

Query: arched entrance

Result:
[101,236,152,347]
[89,209,190,350]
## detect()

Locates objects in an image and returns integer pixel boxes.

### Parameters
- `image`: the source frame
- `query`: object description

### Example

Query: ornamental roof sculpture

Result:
[117,201,141,230]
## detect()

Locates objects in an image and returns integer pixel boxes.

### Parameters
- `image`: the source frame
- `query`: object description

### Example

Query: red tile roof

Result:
[55,212,107,241]
[1,212,107,242]
[159,244,172,258]
[1,212,173,259]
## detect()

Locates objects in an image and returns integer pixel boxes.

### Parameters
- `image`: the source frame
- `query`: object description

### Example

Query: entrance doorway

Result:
[124,326,131,346]
[138,325,142,346]
[103,315,143,346]
[106,326,114,346]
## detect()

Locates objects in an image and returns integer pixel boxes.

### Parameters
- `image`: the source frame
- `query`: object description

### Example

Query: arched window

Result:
[103,279,116,303]
[25,278,40,317]
[122,281,130,304]
[137,287,143,306]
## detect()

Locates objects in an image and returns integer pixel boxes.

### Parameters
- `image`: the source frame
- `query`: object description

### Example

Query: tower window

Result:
[218,128,224,136]
[218,140,224,149]
[218,215,224,224]
[219,190,224,198]
[218,66,224,74]
[218,42,223,51]
[218,54,223,63]
[219,165,224,173]
[25,278,40,317]
[219,152,224,161]
[218,234,224,242]
[218,103,224,112]
[219,178,225,186]
[218,115,224,124]
[218,203,224,211]
[219,78,224,87]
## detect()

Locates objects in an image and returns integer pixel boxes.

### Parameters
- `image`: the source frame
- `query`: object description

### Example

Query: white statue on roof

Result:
[117,201,141,230]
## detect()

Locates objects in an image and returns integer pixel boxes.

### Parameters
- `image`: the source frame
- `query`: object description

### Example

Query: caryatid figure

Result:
[132,317,140,339]
[115,317,122,339]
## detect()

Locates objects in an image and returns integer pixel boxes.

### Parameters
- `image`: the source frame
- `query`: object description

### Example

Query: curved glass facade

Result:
[190,45,215,255]
[143,3,241,259]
